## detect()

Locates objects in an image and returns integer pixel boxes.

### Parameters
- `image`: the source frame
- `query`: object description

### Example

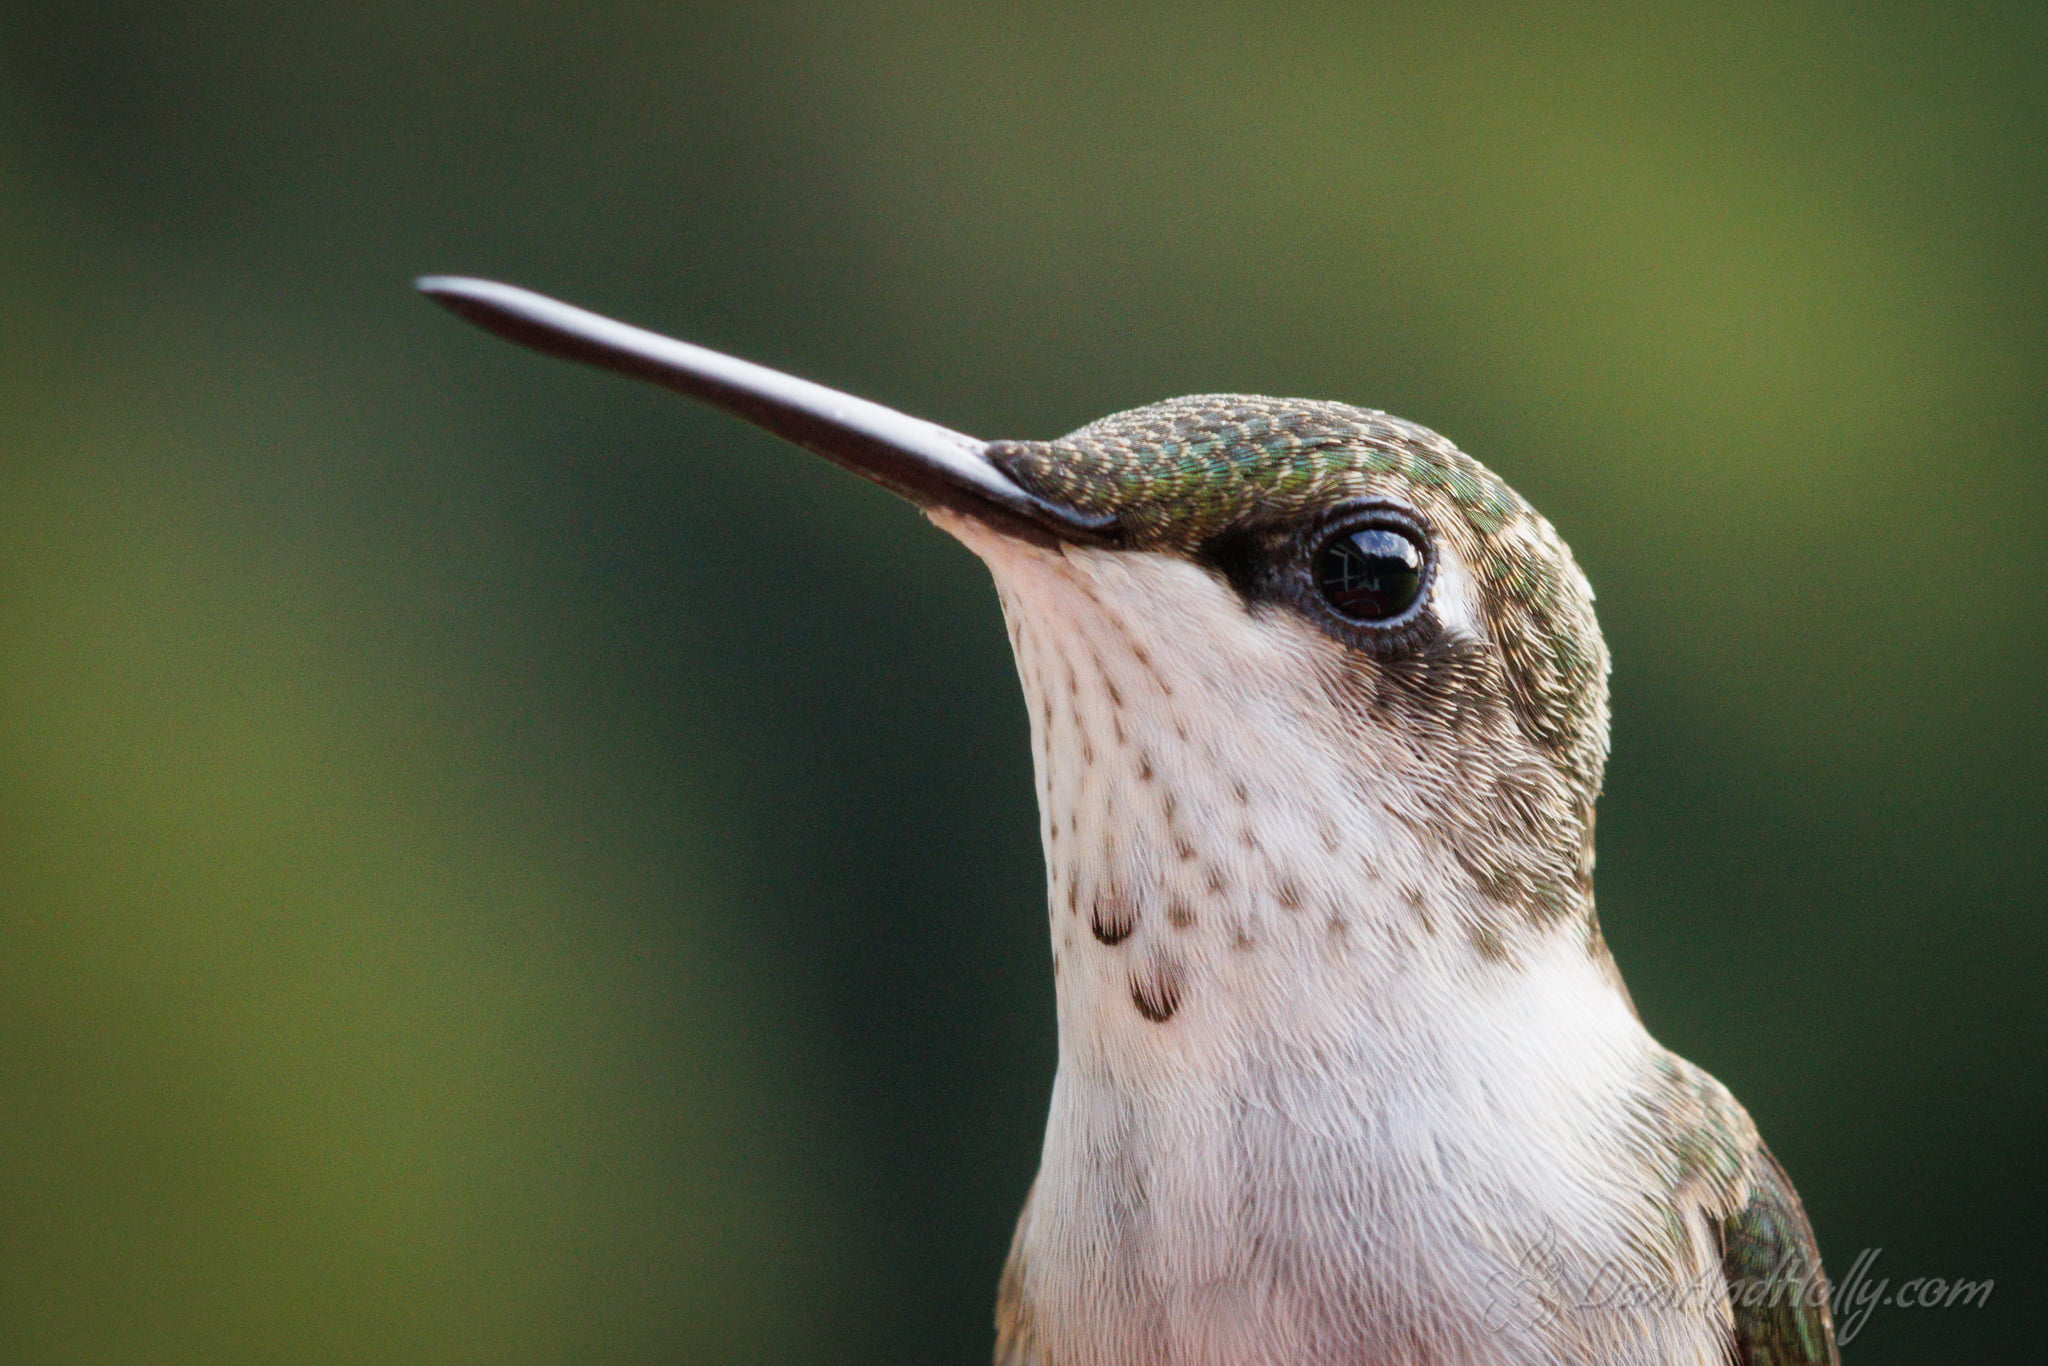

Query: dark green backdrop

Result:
[1,3,2040,1361]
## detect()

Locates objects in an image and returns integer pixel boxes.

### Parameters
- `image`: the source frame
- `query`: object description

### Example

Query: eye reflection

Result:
[1314,523,1426,622]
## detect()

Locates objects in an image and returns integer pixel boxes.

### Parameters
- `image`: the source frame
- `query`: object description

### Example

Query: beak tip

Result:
[415,275,504,326]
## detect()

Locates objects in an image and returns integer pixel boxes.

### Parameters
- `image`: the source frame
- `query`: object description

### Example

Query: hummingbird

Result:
[419,276,1839,1366]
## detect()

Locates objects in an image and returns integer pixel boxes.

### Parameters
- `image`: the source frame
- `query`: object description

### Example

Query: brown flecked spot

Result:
[1091,893,1136,946]
[1105,677,1124,708]
[1137,753,1156,783]
[1131,962,1183,1023]
[1231,780,1250,807]
[1317,817,1342,854]
[1470,925,1510,963]
[1174,837,1197,862]
[1274,878,1304,912]
[1238,826,1258,850]
[1165,898,1196,930]
[1409,893,1439,937]
[1204,867,1228,894]
[1232,926,1255,951]
[1469,862,1527,907]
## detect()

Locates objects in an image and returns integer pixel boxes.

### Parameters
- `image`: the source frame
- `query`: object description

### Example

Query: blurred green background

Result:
[1,2,2041,1361]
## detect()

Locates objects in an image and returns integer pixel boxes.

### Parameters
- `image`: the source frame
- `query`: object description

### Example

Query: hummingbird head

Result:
[992,394,1610,811]
[943,397,1610,1009]
[420,280,1615,1013]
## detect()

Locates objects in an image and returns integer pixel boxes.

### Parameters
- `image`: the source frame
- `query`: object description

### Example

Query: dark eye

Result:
[1314,521,1427,622]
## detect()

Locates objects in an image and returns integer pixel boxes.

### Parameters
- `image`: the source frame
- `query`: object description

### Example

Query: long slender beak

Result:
[416,276,1116,547]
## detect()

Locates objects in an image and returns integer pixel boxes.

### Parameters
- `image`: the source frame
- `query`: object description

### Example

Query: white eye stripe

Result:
[1423,545,1487,642]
